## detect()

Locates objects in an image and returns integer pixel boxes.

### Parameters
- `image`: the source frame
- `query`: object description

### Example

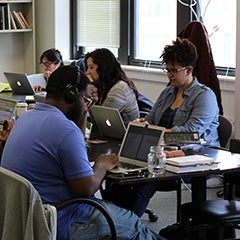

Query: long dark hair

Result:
[85,48,138,103]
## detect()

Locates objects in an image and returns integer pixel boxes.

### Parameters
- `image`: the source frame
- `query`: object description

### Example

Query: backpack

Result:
[0,120,14,156]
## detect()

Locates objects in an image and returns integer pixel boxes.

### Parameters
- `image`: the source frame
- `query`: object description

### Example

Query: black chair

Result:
[181,200,240,240]
[218,115,234,150]
[56,198,117,240]
[212,115,234,197]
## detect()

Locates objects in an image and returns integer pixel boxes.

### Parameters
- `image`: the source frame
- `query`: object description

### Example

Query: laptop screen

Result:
[0,98,17,126]
[119,123,165,162]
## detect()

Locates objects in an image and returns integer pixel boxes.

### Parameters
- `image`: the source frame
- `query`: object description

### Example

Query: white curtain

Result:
[77,0,120,48]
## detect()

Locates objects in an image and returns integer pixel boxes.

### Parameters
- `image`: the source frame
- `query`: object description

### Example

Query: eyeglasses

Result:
[40,61,53,67]
[163,66,187,74]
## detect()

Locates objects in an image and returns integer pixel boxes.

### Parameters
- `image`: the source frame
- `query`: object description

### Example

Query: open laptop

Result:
[110,122,165,173]
[0,97,17,129]
[4,72,36,95]
[4,72,46,96]
[89,105,126,140]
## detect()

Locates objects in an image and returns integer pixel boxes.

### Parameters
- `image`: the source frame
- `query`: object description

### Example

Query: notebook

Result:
[110,122,165,173]
[0,97,17,129]
[89,105,126,140]
[165,155,217,173]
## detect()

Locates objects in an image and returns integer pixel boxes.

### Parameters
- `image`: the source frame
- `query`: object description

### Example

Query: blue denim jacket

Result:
[145,78,220,146]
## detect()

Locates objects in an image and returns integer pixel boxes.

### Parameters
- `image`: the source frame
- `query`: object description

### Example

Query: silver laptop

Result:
[4,72,36,95]
[89,105,126,140]
[110,122,165,173]
[0,97,17,129]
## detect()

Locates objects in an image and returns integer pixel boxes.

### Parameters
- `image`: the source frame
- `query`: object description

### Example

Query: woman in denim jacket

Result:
[107,37,220,220]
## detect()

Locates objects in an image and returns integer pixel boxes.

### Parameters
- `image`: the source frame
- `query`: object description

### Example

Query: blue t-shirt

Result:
[1,103,95,239]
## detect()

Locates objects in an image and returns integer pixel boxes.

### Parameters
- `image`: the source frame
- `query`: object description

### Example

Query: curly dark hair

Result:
[160,37,198,67]
[84,48,138,103]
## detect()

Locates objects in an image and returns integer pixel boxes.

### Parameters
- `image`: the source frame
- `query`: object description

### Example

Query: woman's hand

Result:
[133,118,149,125]
[33,85,44,92]
[44,70,52,81]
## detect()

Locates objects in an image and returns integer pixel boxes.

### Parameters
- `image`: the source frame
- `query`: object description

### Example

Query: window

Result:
[199,0,236,72]
[134,0,177,62]
[72,0,236,75]
[75,0,120,57]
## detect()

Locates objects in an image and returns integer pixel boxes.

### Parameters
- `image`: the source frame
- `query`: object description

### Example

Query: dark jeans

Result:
[103,179,178,217]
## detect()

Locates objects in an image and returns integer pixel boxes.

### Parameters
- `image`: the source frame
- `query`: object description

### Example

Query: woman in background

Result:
[33,48,64,91]
[85,48,139,126]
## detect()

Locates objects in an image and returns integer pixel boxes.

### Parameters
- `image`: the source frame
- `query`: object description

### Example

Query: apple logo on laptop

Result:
[17,81,22,87]
[105,119,112,127]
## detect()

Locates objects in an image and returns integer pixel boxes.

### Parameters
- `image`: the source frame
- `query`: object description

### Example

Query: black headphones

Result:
[63,69,81,104]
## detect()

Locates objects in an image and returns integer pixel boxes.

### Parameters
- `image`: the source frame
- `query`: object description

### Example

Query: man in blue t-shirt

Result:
[1,66,163,240]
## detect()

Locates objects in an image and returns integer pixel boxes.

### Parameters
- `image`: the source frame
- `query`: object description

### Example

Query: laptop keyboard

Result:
[119,162,141,170]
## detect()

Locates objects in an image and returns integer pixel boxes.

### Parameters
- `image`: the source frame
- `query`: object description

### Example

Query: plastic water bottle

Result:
[148,145,166,175]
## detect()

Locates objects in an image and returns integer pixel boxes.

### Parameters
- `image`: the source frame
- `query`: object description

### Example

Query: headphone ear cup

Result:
[63,84,78,104]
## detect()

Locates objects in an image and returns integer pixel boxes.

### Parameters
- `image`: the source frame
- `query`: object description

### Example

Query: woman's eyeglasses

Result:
[163,66,187,74]
[40,61,54,67]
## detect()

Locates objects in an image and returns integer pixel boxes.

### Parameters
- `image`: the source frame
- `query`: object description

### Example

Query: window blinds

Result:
[77,0,120,48]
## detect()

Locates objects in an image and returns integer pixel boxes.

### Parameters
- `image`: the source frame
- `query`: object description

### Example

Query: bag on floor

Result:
[0,120,14,155]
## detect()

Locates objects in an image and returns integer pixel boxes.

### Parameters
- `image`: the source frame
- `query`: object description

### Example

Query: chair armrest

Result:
[55,198,116,240]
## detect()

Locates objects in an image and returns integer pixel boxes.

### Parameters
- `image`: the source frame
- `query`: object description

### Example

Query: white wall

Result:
[35,0,70,73]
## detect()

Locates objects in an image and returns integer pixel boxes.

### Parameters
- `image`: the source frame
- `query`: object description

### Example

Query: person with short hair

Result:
[34,48,64,91]
[107,37,220,219]
[1,65,164,240]
[137,37,219,146]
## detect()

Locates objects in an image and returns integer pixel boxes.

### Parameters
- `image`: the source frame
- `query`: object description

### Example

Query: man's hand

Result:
[94,153,119,171]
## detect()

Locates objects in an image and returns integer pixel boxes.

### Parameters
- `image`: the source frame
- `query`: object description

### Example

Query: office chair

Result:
[214,115,235,198]
[0,167,116,240]
[181,200,240,240]
[217,115,234,150]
